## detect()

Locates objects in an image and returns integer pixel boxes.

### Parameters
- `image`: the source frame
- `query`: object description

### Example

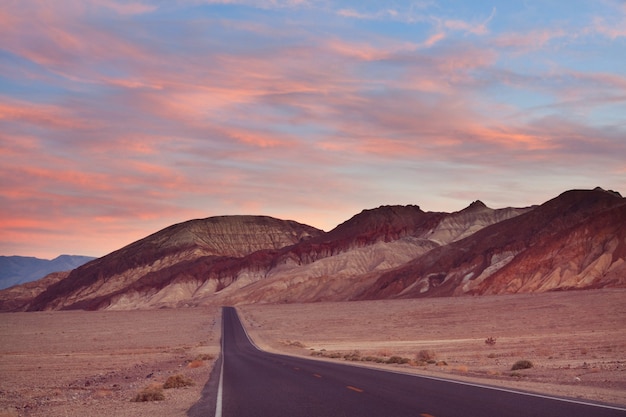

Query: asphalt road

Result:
[216,307,625,417]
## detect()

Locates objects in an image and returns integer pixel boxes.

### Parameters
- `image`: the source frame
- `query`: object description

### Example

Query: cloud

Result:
[94,0,157,15]
[1,0,624,257]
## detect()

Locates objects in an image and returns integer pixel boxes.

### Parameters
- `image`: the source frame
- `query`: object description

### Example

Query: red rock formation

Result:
[3,187,623,311]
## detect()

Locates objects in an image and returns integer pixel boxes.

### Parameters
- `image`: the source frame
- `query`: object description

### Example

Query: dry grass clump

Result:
[311,349,412,365]
[194,353,215,361]
[511,360,533,371]
[163,374,195,389]
[417,349,437,362]
[283,340,306,348]
[187,360,204,368]
[132,383,165,402]
[186,353,214,368]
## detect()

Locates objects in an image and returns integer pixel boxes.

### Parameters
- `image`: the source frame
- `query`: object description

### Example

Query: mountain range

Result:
[1,187,624,312]
[0,255,95,290]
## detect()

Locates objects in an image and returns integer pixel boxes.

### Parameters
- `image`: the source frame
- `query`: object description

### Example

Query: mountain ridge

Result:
[1,188,624,311]
[0,255,95,290]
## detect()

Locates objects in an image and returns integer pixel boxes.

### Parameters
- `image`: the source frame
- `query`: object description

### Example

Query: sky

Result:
[1,0,625,259]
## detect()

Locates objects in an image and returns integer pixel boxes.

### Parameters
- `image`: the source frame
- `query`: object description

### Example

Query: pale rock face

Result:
[426,203,531,245]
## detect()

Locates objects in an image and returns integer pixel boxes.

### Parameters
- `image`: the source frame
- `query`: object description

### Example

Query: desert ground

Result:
[0,307,221,417]
[238,289,626,407]
[1,289,624,417]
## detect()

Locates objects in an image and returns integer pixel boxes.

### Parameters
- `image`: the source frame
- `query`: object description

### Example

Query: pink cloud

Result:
[0,100,94,130]
[493,28,567,52]
[93,0,156,16]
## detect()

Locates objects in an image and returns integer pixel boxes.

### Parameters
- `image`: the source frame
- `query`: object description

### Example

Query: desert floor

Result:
[238,289,626,407]
[1,289,624,417]
[0,307,221,417]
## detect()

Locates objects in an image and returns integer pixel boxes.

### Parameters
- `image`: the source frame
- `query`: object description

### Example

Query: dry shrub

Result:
[187,360,204,368]
[387,356,410,364]
[164,374,195,389]
[417,349,436,362]
[453,365,469,373]
[284,340,306,348]
[133,383,165,402]
[343,350,361,361]
[511,360,533,371]
[194,353,215,361]
[377,349,391,357]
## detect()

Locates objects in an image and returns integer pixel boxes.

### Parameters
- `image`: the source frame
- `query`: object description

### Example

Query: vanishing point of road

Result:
[214,307,625,417]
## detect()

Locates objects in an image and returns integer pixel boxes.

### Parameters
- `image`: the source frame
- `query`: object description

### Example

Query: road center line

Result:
[312,373,322,378]
[346,385,364,393]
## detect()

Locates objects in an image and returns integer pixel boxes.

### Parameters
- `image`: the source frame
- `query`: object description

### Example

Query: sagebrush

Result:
[133,384,165,402]
[164,374,195,389]
[511,360,533,370]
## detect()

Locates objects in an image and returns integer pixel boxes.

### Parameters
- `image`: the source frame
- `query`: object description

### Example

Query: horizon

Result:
[1,1,625,259]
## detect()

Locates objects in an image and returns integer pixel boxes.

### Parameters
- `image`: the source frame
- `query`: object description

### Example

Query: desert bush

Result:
[163,374,195,389]
[511,360,533,371]
[187,360,204,368]
[132,384,165,402]
[485,337,497,346]
[343,350,361,361]
[194,353,214,361]
[453,365,469,373]
[387,356,410,364]
[417,349,436,362]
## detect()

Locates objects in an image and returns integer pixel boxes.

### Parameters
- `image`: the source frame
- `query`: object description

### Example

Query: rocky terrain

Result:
[0,187,624,311]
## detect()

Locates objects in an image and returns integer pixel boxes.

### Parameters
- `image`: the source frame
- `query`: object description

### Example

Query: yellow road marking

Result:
[420,414,435,417]
[312,373,322,378]
[346,385,364,393]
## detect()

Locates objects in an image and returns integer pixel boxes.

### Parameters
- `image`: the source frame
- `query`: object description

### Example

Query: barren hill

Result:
[1,188,624,311]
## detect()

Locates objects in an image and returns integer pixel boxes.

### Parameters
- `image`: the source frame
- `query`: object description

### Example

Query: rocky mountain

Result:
[1,188,624,311]
[358,188,626,299]
[21,216,322,311]
[0,255,95,290]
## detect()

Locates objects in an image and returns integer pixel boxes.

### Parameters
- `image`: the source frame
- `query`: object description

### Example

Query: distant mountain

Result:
[0,255,96,290]
[1,188,624,312]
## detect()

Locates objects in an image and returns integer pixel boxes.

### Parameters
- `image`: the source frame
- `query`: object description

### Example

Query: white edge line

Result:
[214,309,225,417]
[234,307,626,413]
[378,366,626,412]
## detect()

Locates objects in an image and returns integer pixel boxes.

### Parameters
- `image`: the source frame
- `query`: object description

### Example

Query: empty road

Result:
[216,307,625,417]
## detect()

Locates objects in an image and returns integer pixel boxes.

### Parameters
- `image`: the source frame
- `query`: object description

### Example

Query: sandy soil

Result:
[0,307,221,417]
[238,289,626,407]
[1,290,624,416]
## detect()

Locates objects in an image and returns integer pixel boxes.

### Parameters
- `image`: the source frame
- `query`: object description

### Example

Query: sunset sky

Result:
[1,0,625,259]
